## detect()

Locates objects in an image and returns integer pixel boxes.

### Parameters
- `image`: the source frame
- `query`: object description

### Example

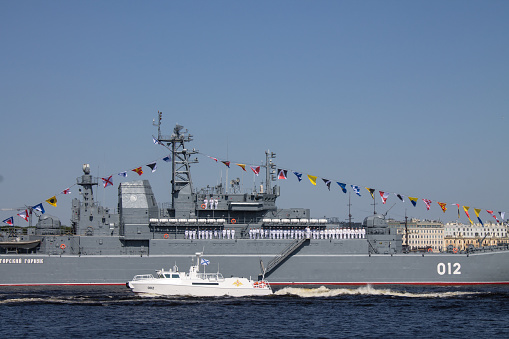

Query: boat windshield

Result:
[195,272,224,281]
[132,274,154,281]
[162,273,181,279]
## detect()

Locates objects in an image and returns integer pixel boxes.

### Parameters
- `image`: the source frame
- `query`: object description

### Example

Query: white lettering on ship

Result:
[437,262,461,275]
[0,258,44,264]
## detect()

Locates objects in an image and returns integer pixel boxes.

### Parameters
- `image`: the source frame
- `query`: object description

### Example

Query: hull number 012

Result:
[437,263,461,275]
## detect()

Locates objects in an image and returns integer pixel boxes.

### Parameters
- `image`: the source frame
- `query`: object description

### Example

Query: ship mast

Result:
[154,112,198,216]
[265,150,276,194]
[347,191,353,228]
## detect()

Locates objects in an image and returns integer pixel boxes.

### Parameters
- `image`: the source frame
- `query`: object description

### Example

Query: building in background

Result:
[443,222,508,251]
[388,219,443,252]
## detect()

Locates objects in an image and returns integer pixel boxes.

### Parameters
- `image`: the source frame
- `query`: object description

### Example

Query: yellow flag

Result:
[409,197,418,207]
[365,187,375,199]
[46,196,57,207]
[474,208,484,226]
[463,206,473,225]
[307,175,317,186]
[236,164,246,171]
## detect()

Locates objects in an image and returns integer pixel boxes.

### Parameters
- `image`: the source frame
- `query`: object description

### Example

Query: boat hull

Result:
[128,277,272,297]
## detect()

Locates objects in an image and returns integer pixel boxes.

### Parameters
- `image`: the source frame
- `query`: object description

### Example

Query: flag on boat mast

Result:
[200,258,210,266]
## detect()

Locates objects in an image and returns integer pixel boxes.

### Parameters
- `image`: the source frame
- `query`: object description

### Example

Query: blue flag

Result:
[351,185,361,196]
[337,182,347,193]
[2,217,13,225]
[163,155,171,162]
[32,203,45,214]
[200,258,210,266]
[293,172,303,182]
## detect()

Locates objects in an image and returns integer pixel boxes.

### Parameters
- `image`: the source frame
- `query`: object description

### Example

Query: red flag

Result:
[486,210,500,223]
[278,169,287,179]
[422,199,432,210]
[379,191,389,204]
[250,166,260,176]
[17,210,29,222]
[438,202,447,213]
[102,175,113,188]
[132,167,143,176]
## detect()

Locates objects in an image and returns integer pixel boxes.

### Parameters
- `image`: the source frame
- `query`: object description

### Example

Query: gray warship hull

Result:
[1,117,508,287]
[1,239,509,286]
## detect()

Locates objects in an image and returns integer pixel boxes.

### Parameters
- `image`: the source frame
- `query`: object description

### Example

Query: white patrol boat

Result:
[127,252,272,297]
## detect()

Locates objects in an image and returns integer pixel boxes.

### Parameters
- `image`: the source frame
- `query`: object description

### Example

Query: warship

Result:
[1,112,509,287]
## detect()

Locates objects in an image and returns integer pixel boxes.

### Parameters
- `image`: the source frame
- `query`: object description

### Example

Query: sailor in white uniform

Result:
[203,198,208,209]
[214,198,219,209]
[231,229,235,240]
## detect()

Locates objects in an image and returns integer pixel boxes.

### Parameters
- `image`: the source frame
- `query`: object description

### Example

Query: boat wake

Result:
[274,285,484,298]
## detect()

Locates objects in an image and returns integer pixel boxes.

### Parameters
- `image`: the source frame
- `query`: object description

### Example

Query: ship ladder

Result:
[261,237,310,279]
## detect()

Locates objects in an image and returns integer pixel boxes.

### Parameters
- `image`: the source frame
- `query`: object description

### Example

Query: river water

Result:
[1,285,508,338]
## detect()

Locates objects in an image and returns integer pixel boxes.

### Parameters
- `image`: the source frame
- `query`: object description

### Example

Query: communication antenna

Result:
[152,111,162,139]
[382,203,397,218]
[346,192,353,228]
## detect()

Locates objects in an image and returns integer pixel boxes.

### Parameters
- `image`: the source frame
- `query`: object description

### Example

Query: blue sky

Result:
[1,1,508,226]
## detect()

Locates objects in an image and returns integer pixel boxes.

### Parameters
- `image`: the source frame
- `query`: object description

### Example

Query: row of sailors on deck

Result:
[249,227,366,240]
[185,228,235,240]
[183,227,366,240]
[203,198,219,209]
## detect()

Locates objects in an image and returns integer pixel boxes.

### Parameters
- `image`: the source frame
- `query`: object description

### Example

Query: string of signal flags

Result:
[196,150,506,227]
[2,137,173,226]
[3,136,506,227]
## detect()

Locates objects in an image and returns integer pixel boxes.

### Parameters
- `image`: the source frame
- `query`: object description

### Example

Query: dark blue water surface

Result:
[1,285,508,338]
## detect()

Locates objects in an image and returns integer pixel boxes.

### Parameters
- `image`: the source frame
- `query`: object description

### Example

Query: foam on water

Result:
[274,285,483,298]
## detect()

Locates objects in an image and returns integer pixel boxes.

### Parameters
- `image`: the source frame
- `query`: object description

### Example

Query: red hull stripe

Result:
[269,281,509,286]
[0,283,126,287]
[2,281,509,287]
